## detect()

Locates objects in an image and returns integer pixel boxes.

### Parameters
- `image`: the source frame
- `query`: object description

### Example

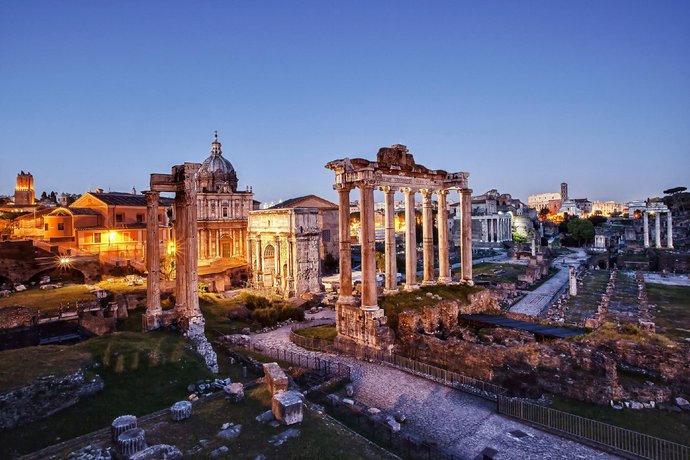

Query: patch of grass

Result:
[549,394,690,446]
[199,293,252,337]
[0,345,93,393]
[646,283,690,341]
[295,325,337,342]
[0,284,95,313]
[0,331,216,457]
[380,284,481,332]
[472,262,527,284]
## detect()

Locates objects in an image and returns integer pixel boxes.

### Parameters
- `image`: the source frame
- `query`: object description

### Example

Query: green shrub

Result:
[236,292,271,310]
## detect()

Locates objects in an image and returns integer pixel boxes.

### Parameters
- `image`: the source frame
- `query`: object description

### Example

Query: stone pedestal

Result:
[569,266,577,296]
[117,428,146,458]
[111,415,137,442]
[272,390,304,425]
[170,400,192,421]
[263,362,289,395]
[335,302,394,349]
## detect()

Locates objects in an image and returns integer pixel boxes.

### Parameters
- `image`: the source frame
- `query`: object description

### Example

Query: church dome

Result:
[198,132,238,193]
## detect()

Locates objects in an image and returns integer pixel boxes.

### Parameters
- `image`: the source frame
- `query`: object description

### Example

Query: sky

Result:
[1,1,689,205]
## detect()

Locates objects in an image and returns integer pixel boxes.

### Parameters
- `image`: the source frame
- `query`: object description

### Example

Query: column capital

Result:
[379,185,394,194]
[460,188,473,196]
[334,183,354,193]
[436,189,449,197]
[420,188,433,200]
[358,179,377,190]
[400,187,416,195]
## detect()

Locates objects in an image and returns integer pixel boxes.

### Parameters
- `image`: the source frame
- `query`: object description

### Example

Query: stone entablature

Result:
[472,214,512,245]
[326,144,473,350]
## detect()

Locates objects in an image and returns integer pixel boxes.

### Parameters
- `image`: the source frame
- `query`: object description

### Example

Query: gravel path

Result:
[250,315,617,460]
[510,249,589,316]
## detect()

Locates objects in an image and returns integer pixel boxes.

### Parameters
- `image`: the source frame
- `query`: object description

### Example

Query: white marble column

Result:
[643,212,650,248]
[359,182,378,310]
[481,218,488,242]
[655,212,661,248]
[274,237,281,289]
[460,189,473,283]
[667,213,673,249]
[421,188,435,286]
[437,190,451,284]
[144,191,161,330]
[336,185,354,303]
[402,187,419,291]
[381,186,398,293]
[256,238,263,287]
[246,237,254,283]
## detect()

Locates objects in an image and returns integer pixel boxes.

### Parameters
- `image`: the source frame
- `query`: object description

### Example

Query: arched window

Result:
[264,245,275,258]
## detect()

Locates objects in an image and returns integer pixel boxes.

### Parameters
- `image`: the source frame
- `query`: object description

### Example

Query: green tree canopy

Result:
[567,218,595,246]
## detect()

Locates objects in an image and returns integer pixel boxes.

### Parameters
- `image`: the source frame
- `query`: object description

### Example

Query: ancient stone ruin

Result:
[143,162,218,373]
[325,144,473,351]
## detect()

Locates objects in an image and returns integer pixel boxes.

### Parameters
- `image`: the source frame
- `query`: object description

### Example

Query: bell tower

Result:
[14,171,35,205]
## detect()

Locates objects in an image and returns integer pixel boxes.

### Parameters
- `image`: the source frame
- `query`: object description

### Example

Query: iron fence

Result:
[289,320,336,352]
[244,341,351,380]
[498,396,690,460]
[309,388,458,460]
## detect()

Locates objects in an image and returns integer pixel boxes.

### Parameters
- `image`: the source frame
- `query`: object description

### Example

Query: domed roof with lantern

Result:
[198,131,238,193]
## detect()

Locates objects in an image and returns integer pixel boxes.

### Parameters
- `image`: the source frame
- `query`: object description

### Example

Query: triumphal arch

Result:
[326,144,473,350]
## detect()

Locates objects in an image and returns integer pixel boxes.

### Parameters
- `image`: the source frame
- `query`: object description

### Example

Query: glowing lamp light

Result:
[167,241,176,255]
[108,231,117,242]
[58,256,71,265]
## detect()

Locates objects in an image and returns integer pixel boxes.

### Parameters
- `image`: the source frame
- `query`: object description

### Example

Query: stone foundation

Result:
[335,301,394,351]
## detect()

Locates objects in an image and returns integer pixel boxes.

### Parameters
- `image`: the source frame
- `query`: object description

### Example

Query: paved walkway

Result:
[643,273,690,287]
[509,249,589,316]
[250,317,617,459]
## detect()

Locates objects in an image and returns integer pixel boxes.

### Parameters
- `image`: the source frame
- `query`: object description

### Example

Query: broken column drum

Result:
[111,414,137,442]
[325,145,473,350]
[170,400,192,421]
[117,428,146,457]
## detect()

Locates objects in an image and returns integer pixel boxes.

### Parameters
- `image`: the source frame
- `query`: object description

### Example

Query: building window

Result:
[116,213,124,223]
[44,223,49,231]
[322,229,331,242]
[136,214,144,223]
[94,233,101,243]
[58,223,65,231]
[222,207,228,218]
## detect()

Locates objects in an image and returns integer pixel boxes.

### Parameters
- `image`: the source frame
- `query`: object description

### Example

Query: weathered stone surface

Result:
[209,446,229,458]
[224,382,244,401]
[268,428,300,447]
[272,390,304,425]
[117,428,146,457]
[263,362,288,395]
[170,400,192,421]
[217,423,242,440]
[255,410,275,423]
[111,415,137,442]
[345,383,354,397]
[385,415,401,433]
[0,369,103,430]
[129,444,183,460]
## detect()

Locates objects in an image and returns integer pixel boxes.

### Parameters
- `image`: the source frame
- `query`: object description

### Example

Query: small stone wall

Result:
[0,369,104,429]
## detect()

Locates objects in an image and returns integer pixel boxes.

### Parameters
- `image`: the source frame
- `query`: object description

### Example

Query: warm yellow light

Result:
[59,256,71,265]
[108,231,117,242]
[167,241,176,255]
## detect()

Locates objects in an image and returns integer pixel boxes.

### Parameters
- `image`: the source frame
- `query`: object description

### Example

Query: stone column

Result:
[460,189,473,284]
[287,240,295,296]
[421,189,435,286]
[402,187,419,291]
[359,182,378,310]
[655,212,661,248]
[437,190,450,284]
[481,218,488,243]
[569,266,577,296]
[186,183,200,317]
[667,212,673,249]
[247,237,254,285]
[144,191,161,330]
[274,237,281,289]
[256,238,263,287]
[381,186,398,293]
[174,192,188,313]
[643,212,650,248]
[336,185,354,304]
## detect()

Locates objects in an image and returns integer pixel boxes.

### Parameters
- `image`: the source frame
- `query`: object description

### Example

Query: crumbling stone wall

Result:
[0,369,103,429]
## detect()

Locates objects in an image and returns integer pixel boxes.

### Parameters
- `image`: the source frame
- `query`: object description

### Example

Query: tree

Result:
[567,218,595,246]
[512,232,527,244]
[159,254,176,281]
[375,249,385,272]
[538,208,550,220]
[40,191,48,201]
[663,186,687,195]
[588,215,607,227]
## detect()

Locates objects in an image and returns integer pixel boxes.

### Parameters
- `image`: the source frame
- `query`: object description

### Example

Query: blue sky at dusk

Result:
[1,1,688,205]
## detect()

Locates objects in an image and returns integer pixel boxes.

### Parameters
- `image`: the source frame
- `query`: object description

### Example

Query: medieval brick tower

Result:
[14,171,35,206]
[560,182,568,202]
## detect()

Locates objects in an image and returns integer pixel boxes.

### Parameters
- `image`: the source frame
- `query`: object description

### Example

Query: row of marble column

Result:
[642,212,673,249]
[247,235,295,294]
[198,228,245,259]
[476,215,511,243]
[337,183,473,311]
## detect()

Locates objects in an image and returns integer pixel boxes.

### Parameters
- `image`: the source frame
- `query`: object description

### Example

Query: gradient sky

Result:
[1,1,689,205]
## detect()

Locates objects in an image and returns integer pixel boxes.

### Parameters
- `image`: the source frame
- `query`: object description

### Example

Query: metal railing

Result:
[244,341,351,380]
[497,396,690,460]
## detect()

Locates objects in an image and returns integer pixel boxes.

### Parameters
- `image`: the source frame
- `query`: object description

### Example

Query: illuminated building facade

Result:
[196,133,257,265]
[14,171,35,206]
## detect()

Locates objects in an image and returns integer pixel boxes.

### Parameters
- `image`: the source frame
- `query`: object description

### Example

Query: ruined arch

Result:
[28,267,86,285]
[263,244,275,287]
[220,233,233,258]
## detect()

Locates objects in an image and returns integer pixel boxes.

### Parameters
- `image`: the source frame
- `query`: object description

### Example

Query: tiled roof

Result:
[268,195,337,209]
[87,192,174,207]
